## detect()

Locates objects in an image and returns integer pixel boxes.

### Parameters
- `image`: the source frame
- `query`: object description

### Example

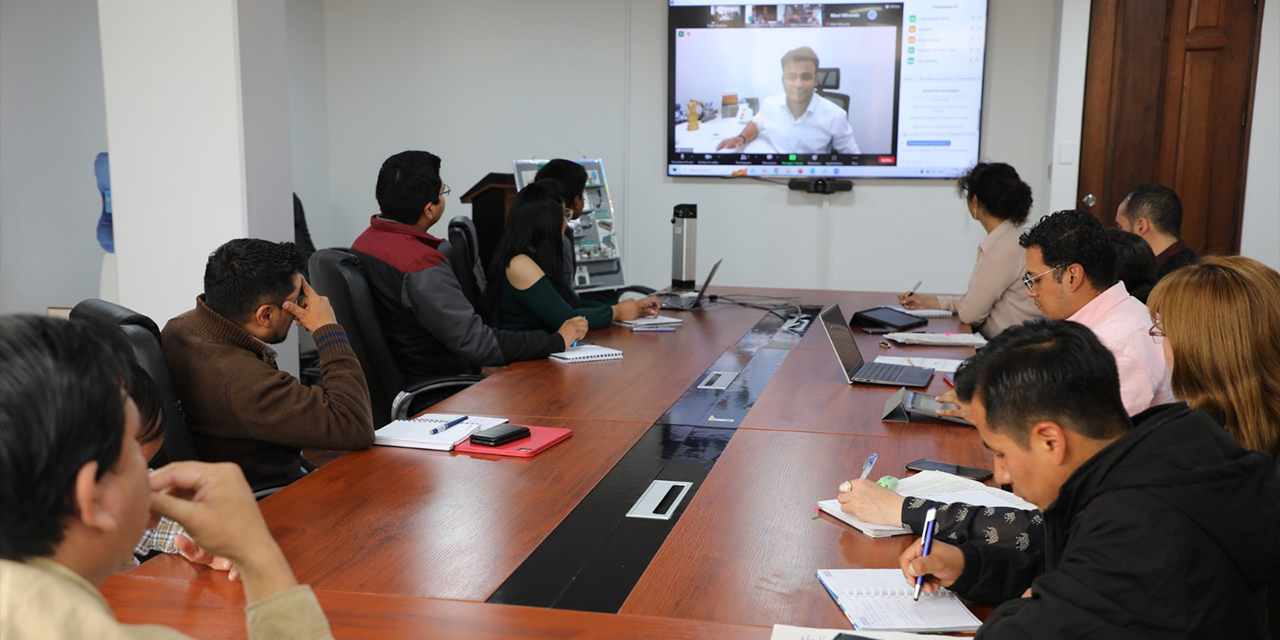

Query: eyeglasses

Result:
[784,72,815,82]
[440,184,451,198]
[1148,322,1165,345]
[1021,266,1061,293]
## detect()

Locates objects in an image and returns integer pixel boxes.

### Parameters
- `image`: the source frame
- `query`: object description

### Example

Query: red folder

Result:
[452,425,572,458]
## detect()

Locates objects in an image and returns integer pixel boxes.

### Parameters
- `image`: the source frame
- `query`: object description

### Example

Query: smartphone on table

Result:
[905,458,993,481]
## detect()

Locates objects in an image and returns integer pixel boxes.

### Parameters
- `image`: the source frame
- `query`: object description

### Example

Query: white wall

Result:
[311,0,1056,297]
[1043,0,1090,213]
[317,0,629,257]
[0,0,109,314]
[287,0,334,248]
[1240,0,1279,269]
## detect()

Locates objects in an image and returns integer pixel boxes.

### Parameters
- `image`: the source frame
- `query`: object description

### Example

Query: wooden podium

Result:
[459,173,516,271]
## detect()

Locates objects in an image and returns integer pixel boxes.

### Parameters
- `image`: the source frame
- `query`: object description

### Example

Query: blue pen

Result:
[914,507,939,601]
[571,340,578,348]
[429,415,468,435]
[839,452,878,493]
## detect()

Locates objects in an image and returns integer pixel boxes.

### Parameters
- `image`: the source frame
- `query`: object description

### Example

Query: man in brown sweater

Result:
[163,239,374,487]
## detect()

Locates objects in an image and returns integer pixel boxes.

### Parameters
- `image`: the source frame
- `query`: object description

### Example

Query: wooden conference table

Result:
[109,287,992,637]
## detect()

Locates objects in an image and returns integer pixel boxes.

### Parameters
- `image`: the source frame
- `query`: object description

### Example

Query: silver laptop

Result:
[818,304,934,387]
[656,259,722,311]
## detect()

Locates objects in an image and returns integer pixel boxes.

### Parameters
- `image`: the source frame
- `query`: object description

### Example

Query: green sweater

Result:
[498,275,612,332]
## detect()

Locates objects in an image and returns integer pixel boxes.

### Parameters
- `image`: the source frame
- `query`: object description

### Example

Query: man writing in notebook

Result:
[899,320,1278,639]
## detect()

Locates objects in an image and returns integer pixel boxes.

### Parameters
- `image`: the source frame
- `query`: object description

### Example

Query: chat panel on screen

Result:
[668,1,988,179]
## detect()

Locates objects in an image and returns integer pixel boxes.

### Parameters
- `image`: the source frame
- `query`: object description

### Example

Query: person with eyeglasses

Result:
[716,47,859,155]
[352,151,588,387]
[1016,209,1173,416]
[486,181,659,333]
[897,163,1042,338]
[1146,256,1280,457]
[533,159,593,295]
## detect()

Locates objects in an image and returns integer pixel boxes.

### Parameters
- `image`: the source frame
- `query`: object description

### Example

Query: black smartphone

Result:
[906,458,993,481]
[860,327,892,335]
[470,424,531,447]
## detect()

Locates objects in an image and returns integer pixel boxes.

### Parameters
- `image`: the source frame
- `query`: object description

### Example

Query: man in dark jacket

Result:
[351,151,586,383]
[902,319,1279,639]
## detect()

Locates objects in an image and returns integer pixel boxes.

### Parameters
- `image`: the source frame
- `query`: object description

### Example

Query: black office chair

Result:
[819,90,851,113]
[69,299,198,468]
[448,216,489,317]
[69,299,304,498]
[309,248,483,427]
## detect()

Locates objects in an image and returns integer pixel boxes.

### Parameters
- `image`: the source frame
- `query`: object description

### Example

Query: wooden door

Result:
[1077,0,1266,255]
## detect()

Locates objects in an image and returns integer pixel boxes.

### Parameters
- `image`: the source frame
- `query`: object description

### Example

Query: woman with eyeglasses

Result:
[898,162,1041,339]
[486,180,659,333]
[1147,255,1280,456]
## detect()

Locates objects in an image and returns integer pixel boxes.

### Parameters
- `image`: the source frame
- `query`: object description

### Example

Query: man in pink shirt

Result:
[1018,209,1174,415]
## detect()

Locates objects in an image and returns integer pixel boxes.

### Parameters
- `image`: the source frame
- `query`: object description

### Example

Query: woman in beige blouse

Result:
[899,162,1041,338]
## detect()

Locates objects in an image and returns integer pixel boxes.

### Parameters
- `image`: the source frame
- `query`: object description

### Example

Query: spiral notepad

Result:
[550,345,624,363]
[816,568,981,632]
[374,414,508,451]
[886,305,955,319]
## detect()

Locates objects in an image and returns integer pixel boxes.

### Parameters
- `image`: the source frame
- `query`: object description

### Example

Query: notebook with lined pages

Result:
[816,569,981,633]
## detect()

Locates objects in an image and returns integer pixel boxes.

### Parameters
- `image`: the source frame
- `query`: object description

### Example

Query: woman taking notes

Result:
[487,181,659,332]
[898,162,1040,338]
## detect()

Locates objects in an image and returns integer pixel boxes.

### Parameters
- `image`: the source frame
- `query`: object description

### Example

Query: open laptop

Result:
[818,304,934,387]
[656,259,722,311]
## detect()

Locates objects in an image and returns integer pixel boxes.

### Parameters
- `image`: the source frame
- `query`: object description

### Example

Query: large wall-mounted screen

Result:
[667,1,988,179]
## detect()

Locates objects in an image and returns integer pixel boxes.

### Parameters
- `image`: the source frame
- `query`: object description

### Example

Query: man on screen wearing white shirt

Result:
[717,47,860,155]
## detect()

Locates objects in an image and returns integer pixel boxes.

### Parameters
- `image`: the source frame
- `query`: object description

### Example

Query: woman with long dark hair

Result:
[486,181,658,332]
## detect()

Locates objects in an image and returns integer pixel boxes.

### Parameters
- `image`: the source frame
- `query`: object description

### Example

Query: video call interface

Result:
[668,1,988,179]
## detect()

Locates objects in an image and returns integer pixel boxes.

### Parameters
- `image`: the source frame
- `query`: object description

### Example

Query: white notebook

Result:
[885,332,987,347]
[816,569,981,633]
[551,344,624,363]
[771,624,966,640]
[374,414,508,451]
[617,315,683,328]
[816,470,1035,538]
[886,306,955,319]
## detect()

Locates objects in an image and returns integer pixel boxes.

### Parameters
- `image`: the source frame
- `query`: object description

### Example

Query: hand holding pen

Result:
[898,280,941,310]
[836,452,905,526]
[839,452,878,494]
[899,515,966,597]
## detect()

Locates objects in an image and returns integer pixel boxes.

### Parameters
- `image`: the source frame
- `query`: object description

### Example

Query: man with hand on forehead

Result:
[163,239,374,488]
[0,316,333,638]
